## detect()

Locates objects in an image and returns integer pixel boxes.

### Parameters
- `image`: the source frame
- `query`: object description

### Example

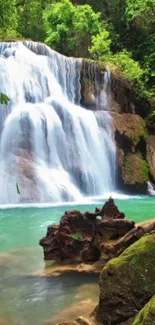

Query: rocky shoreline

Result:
[40,198,155,325]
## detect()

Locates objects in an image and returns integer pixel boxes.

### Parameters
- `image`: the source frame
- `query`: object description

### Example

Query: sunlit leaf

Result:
[71,232,82,240]
[16,183,21,195]
[0,93,10,105]
[129,257,137,265]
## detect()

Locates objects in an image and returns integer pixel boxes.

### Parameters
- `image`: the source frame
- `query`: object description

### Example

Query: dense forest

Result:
[0,0,155,111]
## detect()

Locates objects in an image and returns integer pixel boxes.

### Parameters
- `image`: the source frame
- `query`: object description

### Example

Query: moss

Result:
[96,234,155,324]
[101,233,155,292]
[123,152,149,184]
[132,296,155,325]
[141,158,149,182]
[127,127,147,146]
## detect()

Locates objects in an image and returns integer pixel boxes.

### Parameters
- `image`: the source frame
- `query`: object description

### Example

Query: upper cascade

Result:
[0,41,116,204]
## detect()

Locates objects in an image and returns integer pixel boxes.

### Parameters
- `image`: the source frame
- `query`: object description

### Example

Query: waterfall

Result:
[147,182,155,196]
[0,41,116,204]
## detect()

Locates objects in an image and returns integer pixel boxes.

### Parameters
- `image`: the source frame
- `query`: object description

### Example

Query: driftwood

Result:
[107,221,155,257]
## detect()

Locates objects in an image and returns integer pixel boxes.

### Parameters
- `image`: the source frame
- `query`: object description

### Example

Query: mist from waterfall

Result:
[0,41,116,204]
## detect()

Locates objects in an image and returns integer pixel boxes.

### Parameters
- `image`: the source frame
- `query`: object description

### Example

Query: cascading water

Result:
[0,41,116,204]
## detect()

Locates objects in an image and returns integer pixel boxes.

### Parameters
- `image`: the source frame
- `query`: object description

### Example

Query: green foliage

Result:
[141,157,149,183]
[138,152,149,183]
[0,0,154,111]
[0,0,17,30]
[71,232,82,240]
[43,0,101,56]
[0,93,10,105]
[110,50,144,83]
[125,0,155,24]
[89,30,112,60]
[17,0,47,41]
[0,28,22,41]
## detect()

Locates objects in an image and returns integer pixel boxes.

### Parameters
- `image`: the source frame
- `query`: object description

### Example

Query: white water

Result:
[147,181,155,196]
[0,41,116,204]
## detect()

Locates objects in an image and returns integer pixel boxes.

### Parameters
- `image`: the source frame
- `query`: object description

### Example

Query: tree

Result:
[0,0,18,40]
[17,0,52,41]
[0,0,17,30]
[43,0,101,57]
[89,30,112,60]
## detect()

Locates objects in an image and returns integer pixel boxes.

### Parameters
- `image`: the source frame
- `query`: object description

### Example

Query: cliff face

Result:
[80,60,155,194]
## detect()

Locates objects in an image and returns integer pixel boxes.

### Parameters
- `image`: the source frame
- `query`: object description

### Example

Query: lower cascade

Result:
[0,41,116,204]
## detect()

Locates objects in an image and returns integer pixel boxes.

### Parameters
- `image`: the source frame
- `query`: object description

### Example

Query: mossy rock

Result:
[112,113,147,147]
[95,233,155,325]
[132,296,155,325]
[122,152,149,185]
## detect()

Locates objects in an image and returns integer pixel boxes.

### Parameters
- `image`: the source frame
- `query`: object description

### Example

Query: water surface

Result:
[0,196,155,325]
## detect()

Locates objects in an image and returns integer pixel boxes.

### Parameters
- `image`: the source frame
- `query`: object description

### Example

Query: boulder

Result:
[132,295,155,325]
[95,233,155,324]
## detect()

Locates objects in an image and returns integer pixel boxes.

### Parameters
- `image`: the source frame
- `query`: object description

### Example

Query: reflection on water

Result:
[0,198,154,325]
[0,263,98,325]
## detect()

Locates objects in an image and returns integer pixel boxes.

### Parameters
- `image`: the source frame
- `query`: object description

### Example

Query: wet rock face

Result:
[110,74,151,118]
[146,135,155,183]
[112,113,146,150]
[111,112,149,193]
[95,234,155,325]
[122,153,149,193]
[80,60,153,194]
[40,198,135,264]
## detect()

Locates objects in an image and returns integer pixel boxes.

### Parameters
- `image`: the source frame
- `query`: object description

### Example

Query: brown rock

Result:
[99,197,125,219]
[122,152,149,193]
[39,198,129,264]
[112,112,146,148]
[117,148,125,167]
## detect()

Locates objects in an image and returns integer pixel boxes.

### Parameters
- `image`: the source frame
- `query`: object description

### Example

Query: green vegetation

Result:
[71,232,82,240]
[97,234,155,324]
[133,295,155,325]
[43,0,101,57]
[141,157,149,183]
[0,93,9,105]
[0,0,154,107]
[123,152,149,184]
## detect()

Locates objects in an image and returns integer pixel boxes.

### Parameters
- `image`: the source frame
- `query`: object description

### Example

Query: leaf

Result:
[71,232,82,240]
[129,257,137,265]
[0,93,10,105]
[16,183,21,195]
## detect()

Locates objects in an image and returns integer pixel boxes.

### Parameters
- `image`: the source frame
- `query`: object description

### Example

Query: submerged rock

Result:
[95,233,155,325]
